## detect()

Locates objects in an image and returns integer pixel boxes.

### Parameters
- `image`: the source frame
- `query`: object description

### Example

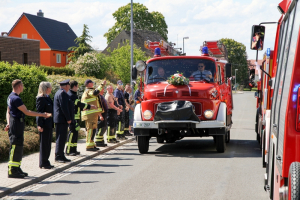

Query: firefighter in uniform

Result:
[53,79,73,163]
[105,85,122,143]
[95,82,108,147]
[123,84,132,136]
[5,79,51,178]
[81,79,104,151]
[114,80,127,140]
[66,80,97,156]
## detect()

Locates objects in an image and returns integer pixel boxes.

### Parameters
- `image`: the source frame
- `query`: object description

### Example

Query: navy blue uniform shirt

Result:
[7,92,24,118]
[114,89,125,106]
[53,89,71,123]
[134,89,141,101]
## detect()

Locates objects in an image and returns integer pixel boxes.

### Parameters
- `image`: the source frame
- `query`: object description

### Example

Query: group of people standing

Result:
[5,78,135,178]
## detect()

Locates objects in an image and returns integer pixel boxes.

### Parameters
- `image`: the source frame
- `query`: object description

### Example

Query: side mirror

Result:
[250,25,265,51]
[132,65,137,80]
[225,63,232,78]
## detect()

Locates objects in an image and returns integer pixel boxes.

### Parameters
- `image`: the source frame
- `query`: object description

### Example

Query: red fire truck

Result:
[132,40,233,154]
[252,0,300,199]
[254,49,277,168]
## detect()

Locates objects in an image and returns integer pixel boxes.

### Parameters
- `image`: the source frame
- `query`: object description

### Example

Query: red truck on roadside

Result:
[132,41,233,154]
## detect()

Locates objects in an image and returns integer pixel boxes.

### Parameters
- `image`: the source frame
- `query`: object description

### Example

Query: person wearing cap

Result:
[81,79,104,151]
[134,88,142,104]
[53,79,72,163]
[105,84,123,143]
[95,83,109,147]
[5,79,52,178]
[65,80,97,156]
[114,80,127,140]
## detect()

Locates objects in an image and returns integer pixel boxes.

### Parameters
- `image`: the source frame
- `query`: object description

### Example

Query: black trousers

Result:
[39,128,53,167]
[8,116,25,173]
[116,107,125,135]
[95,119,107,143]
[66,120,80,154]
[55,123,68,159]
[124,111,129,132]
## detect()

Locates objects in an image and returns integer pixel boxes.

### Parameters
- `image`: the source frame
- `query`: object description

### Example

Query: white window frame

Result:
[56,54,61,63]
[21,34,27,39]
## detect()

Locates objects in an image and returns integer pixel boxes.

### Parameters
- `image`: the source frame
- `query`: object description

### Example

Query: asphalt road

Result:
[7,91,268,200]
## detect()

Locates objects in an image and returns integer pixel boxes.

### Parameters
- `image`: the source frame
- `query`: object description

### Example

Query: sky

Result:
[0,0,281,60]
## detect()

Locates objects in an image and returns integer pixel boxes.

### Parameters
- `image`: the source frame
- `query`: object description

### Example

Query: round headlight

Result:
[143,110,152,120]
[204,110,214,119]
[136,60,146,71]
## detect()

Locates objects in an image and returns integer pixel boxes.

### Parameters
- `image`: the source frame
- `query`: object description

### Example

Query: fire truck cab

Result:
[132,41,233,154]
[253,0,300,199]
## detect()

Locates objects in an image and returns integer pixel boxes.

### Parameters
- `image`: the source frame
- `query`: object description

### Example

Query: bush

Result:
[0,62,47,125]
[38,65,75,76]
[0,123,40,162]
[68,52,103,77]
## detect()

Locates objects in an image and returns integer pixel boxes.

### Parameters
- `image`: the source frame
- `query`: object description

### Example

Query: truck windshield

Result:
[146,59,216,84]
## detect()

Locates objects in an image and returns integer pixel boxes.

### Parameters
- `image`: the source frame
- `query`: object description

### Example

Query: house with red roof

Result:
[8,10,77,67]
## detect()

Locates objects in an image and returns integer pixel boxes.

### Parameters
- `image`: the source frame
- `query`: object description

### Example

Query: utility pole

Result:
[130,0,134,94]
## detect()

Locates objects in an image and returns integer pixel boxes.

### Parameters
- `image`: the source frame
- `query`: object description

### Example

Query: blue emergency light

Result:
[154,48,161,57]
[267,48,270,56]
[202,46,209,55]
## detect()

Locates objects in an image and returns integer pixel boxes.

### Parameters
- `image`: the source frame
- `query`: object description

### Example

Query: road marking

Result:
[3,142,136,200]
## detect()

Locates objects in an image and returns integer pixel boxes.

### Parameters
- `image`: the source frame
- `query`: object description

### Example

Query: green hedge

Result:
[38,65,75,76]
[0,62,47,125]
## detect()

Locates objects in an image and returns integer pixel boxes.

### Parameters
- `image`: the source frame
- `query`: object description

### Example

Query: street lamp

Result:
[183,37,189,54]
[235,69,238,93]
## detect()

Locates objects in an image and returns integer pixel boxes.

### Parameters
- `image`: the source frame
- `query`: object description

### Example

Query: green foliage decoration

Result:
[38,65,75,76]
[0,61,47,125]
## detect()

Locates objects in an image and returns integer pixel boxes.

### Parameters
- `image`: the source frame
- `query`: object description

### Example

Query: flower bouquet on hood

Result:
[168,72,189,85]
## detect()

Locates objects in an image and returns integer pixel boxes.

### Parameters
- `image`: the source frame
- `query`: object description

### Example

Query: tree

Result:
[219,38,248,85]
[108,40,150,84]
[68,24,93,62]
[104,3,168,44]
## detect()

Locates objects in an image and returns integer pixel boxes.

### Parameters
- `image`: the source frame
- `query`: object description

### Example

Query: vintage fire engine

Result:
[132,40,233,154]
[251,0,300,199]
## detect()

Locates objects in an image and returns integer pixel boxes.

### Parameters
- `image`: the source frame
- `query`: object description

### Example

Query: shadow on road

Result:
[147,138,261,158]
[25,192,70,197]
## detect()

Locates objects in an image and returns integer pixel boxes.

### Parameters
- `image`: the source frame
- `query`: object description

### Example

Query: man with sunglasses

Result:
[191,63,212,81]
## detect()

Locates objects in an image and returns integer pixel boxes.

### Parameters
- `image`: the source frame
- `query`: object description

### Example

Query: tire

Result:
[166,139,176,143]
[225,131,230,143]
[288,162,300,200]
[213,136,216,143]
[216,135,226,153]
[157,137,164,144]
[137,136,149,154]
[262,130,266,168]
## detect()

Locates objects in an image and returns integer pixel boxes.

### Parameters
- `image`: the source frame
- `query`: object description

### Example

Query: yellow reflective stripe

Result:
[75,99,80,105]
[88,91,94,96]
[67,132,73,154]
[81,108,102,116]
[116,131,124,134]
[83,103,88,109]
[8,161,21,165]
[86,142,95,146]
[96,85,102,91]
[83,97,97,103]
[124,128,129,130]
[67,143,77,147]
[97,128,102,136]
[75,115,80,120]
[9,145,16,164]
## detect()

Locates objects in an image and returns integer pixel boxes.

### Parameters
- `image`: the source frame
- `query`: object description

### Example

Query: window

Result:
[56,54,61,63]
[23,53,28,64]
[21,34,27,39]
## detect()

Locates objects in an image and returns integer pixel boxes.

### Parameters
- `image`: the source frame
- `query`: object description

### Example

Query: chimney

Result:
[1,32,8,36]
[37,10,44,17]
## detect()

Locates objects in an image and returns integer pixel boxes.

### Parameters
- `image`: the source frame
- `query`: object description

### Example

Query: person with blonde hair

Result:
[36,81,54,169]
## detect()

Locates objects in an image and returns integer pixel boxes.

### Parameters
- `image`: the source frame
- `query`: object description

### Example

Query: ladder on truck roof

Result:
[201,41,228,61]
[144,40,181,56]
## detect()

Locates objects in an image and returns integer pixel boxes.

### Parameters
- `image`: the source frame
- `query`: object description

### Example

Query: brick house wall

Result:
[0,36,40,65]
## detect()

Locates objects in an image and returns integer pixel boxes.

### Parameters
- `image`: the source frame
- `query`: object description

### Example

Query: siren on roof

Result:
[154,47,161,57]
[202,46,209,56]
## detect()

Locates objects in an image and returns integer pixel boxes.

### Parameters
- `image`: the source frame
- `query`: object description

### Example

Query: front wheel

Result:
[157,137,164,144]
[288,162,300,200]
[216,135,226,153]
[137,136,149,154]
[225,131,230,143]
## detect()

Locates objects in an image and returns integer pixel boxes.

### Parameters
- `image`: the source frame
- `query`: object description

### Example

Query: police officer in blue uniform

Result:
[53,79,72,163]
[65,80,96,156]
[6,79,51,178]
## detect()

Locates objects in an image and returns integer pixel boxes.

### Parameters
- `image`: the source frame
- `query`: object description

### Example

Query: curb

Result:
[0,138,135,198]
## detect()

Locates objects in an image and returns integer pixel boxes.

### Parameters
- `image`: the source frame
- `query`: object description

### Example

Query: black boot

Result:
[96,141,107,147]
[8,167,25,178]
[18,167,28,177]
